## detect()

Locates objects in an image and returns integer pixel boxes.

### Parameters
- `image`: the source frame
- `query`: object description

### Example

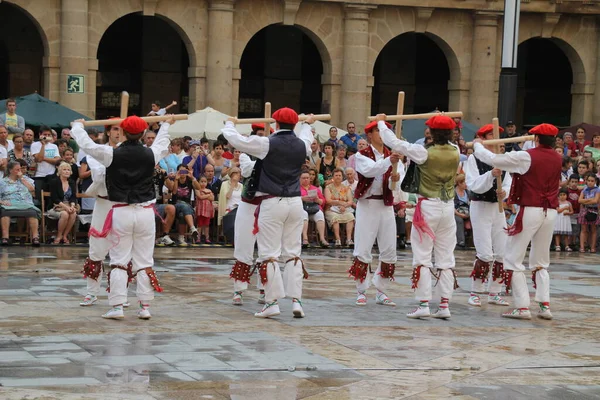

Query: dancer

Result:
[378,114,460,319]
[348,120,402,307]
[464,124,512,307]
[71,115,173,320]
[473,123,561,320]
[222,108,314,319]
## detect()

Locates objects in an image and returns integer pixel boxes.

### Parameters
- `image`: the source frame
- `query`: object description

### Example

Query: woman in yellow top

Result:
[324,168,355,247]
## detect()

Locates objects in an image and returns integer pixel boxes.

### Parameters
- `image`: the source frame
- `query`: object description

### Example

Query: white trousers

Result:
[411,199,456,269]
[505,207,557,309]
[256,197,304,302]
[470,201,507,294]
[232,201,264,292]
[85,198,113,296]
[413,268,455,302]
[107,205,156,306]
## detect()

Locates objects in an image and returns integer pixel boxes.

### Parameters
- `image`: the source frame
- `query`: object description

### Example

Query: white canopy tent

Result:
[294,119,347,144]
[168,107,259,140]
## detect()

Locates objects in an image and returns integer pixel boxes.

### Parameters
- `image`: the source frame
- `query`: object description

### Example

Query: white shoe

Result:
[254,302,280,318]
[346,239,354,247]
[407,306,430,319]
[488,295,510,306]
[232,292,243,306]
[137,308,151,320]
[355,292,367,306]
[177,236,188,247]
[292,299,305,318]
[257,292,266,304]
[123,302,130,308]
[375,292,396,306]
[502,308,532,320]
[468,295,481,307]
[80,295,97,307]
[191,228,199,243]
[102,307,124,320]
[538,304,553,320]
[156,235,174,246]
[432,307,451,319]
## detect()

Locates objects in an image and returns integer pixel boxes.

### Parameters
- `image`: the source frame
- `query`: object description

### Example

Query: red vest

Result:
[354,145,394,206]
[508,146,561,209]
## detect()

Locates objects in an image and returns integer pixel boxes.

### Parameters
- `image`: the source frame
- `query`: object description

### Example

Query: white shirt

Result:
[354,144,404,198]
[379,121,429,165]
[239,153,256,179]
[77,149,87,166]
[342,179,358,193]
[473,142,532,175]
[0,146,7,178]
[464,153,512,200]
[521,140,535,151]
[31,141,60,177]
[0,140,14,152]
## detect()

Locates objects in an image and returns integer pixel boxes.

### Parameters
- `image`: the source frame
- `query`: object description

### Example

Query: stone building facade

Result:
[1,0,599,131]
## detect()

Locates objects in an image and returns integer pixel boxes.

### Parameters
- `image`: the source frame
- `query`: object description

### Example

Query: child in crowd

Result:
[148,100,177,116]
[578,173,600,253]
[566,174,582,247]
[554,188,574,252]
[576,161,589,190]
[195,175,215,244]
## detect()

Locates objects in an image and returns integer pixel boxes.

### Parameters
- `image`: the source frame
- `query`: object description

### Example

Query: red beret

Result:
[104,117,121,132]
[425,115,456,130]
[251,123,274,133]
[272,107,299,125]
[476,124,504,138]
[529,123,558,136]
[364,120,392,134]
[120,116,148,135]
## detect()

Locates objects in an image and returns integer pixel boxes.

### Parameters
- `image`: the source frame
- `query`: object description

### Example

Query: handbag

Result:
[303,202,320,215]
[584,209,597,222]
[401,161,419,193]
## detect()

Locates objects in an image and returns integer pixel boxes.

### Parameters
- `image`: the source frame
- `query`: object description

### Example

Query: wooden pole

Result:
[465,135,534,148]
[368,111,463,122]
[492,118,504,213]
[264,102,271,132]
[81,114,188,127]
[120,91,129,119]
[390,91,405,190]
[233,114,331,124]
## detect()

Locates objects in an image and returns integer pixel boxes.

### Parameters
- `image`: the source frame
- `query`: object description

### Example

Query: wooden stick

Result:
[81,114,188,127]
[368,111,463,122]
[120,91,129,119]
[492,118,504,213]
[465,135,534,148]
[390,91,405,191]
[233,114,331,124]
[264,102,271,132]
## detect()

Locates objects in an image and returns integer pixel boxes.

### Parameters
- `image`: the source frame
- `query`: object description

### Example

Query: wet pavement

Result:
[0,245,599,399]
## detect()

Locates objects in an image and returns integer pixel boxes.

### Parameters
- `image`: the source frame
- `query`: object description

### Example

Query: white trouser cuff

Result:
[136,270,155,302]
[86,274,102,296]
[108,269,128,306]
[435,269,455,301]
[511,271,530,309]
[264,262,285,302]
[414,266,432,301]
[533,269,550,304]
[283,259,304,300]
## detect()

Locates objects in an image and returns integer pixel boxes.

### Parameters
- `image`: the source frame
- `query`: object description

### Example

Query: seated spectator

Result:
[60,128,79,155]
[0,161,40,246]
[555,135,567,156]
[7,134,35,179]
[454,174,470,248]
[47,162,78,245]
[299,170,329,248]
[324,168,355,247]
[155,203,176,247]
[584,133,600,162]
[78,156,95,214]
[342,167,357,192]
[0,124,13,153]
[218,167,243,225]
[317,142,337,185]
[576,161,589,190]
[340,122,360,150]
[204,164,222,197]
[325,126,341,148]
[164,164,201,246]
[159,139,183,175]
[308,139,322,169]
[573,127,590,157]
[578,172,600,253]
[308,167,324,188]
[347,138,368,170]
[62,148,79,182]
[208,141,231,179]
[195,175,215,244]
[335,144,348,169]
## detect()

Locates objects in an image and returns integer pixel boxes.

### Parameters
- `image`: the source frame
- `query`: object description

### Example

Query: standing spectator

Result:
[414,127,431,146]
[454,174,470,248]
[300,170,329,248]
[159,139,182,175]
[47,162,78,244]
[566,174,582,247]
[326,127,341,147]
[183,140,208,179]
[324,168,355,247]
[501,121,520,152]
[308,139,322,169]
[317,142,336,184]
[31,126,61,200]
[56,139,69,157]
[342,167,358,192]
[216,135,234,160]
[340,122,360,150]
[0,161,40,246]
[164,164,201,246]
[22,129,35,152]
[8,133,36,178]
[560,157,573,188]
[578,172,600,253]
[0,125,14,151]
[584,133,600,162]
[75,129,100,165]
[576,161,589,190]
[204,164,222,196]
[335,144,348,169]
[553,189,573,252]
[347,139,368,170]
[170,138,185,163]
[0,98,25,134]
[230,148,242,169]
[563,132,576,157]
[555,135,567,156]
[207,142,230,179]
[194,175,215,243]
[61,128,79,155]
[78,155,95,213]
[573,127,590,157]
[143,131,156,147]
[0,127,7,179]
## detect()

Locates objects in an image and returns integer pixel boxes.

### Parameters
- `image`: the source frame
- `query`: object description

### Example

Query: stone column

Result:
[206,0,235,115]
[571,83,594,124]
[59,0,89,115]
[43,56,61,102]
[340,4,376,132]
[322,73,342,128]
[188,66,207,112]
[87,58,98,119]
[448,79,470,116]
[468,12,501,126]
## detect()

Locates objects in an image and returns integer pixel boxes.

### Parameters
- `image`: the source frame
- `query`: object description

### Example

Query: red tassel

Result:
[230,261,252,284]
[411,266,422,289]
[378,262,396,281]
[413,198,435,242]
[252,204,261,235]
[348,258,369,283]
[469,258,490,283]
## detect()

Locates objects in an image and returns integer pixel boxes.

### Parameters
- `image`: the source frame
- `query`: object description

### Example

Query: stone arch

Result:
[4,1,52,58]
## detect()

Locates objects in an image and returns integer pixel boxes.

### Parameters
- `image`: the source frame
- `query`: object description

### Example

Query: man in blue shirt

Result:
[182,140,208,179]
[340,122,361,150]
[414,127,431,146]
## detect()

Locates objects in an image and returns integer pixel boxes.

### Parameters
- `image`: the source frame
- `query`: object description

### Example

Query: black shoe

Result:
[397,240,406,250]
[456,242,466,250]
[1,238,10,246]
